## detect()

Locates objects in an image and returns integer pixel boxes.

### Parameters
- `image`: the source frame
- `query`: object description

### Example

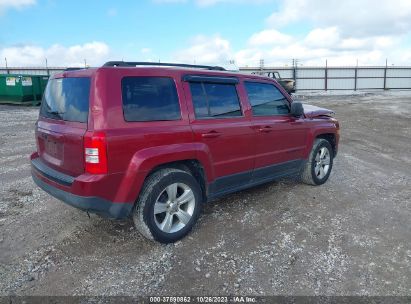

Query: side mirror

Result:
[291,102,304,117]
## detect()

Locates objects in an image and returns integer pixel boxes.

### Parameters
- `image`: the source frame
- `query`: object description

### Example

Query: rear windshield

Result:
[40,77,91,123]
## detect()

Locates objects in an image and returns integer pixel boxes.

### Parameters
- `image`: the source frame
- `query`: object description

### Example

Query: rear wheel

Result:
[133,168,202,243]
[300,138,333,185]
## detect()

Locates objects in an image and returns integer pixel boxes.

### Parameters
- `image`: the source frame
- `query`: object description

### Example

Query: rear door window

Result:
[189,82,242,119]
[40,77,90,123]
[244,82,290,116]
[121,77,181,122]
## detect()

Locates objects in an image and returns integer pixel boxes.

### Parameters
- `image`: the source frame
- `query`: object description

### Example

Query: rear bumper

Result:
[31,158,133,219]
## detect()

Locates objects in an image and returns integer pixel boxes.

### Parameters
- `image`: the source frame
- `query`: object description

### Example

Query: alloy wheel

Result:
[153,183,196,233]
[314,147,331,179]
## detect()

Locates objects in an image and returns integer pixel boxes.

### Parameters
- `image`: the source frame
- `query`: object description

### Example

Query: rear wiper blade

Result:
[47,110,65,115]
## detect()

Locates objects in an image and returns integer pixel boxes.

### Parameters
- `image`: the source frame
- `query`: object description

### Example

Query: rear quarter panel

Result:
[89,68,215,203]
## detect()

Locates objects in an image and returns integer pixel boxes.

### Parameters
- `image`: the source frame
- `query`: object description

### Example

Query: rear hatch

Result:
[36,76,91,177]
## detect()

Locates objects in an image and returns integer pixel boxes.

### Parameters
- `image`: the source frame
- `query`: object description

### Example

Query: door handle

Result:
[258,126,272,133]
[201,131,221,138]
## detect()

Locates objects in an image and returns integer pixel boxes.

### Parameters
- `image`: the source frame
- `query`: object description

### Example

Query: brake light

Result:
[84,131,108,174]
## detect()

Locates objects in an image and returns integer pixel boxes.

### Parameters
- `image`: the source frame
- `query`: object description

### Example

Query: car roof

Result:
[52,65,275,82]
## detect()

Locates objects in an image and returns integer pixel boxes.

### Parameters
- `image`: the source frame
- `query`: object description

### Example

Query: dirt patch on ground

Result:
[0,93,410,296]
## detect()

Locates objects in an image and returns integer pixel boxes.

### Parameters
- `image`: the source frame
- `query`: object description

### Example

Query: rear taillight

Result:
[84,131,108,174]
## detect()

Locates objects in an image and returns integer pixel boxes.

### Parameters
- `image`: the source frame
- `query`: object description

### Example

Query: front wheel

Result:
[133,168,202,243]
[300,138,334,185]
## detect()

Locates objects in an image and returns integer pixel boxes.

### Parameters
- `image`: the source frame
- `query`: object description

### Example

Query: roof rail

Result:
[64,67,86,71]
[102,61,226,71]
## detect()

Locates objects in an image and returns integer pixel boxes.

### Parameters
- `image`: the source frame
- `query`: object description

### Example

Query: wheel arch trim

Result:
[114,143,215,204]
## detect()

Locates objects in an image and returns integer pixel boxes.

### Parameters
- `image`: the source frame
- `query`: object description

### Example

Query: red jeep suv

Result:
[31,61,340,243]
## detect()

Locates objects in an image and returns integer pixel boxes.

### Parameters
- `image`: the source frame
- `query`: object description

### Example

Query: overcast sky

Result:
[1,0,410,67]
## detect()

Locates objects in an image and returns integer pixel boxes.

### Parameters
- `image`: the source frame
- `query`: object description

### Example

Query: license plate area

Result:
[45,139,59,157]
[39,131,64,163]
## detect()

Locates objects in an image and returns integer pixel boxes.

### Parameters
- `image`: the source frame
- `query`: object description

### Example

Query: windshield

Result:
[40,77,91,123]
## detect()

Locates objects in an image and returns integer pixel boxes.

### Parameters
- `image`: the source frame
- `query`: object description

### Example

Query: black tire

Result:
[133,168,202,243]
[300,138,334,185]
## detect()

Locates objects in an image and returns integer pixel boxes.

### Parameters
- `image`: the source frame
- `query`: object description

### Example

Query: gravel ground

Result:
[0,92,410,296]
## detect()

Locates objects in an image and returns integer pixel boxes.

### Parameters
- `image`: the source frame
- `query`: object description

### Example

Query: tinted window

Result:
[244,82,289,116]
[189,82,242,118]
[122,77,180,122]
[189,82,208,117]
[40,77,90,123]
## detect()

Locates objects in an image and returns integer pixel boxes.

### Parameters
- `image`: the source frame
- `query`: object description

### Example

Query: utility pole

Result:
[354,59,358,91]
[325,59,328,91]
[5,57,9,74]
[84,59,87,68]
[259,59,264,73]
[292,58,299,85]
[383,58,388,90]
[45,58,49,76]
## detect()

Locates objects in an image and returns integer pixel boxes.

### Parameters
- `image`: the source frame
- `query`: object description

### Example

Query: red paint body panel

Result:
[31,66,340,215]
[36,118,87,176]
[182,81,256,180]
[240,78,308,168]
